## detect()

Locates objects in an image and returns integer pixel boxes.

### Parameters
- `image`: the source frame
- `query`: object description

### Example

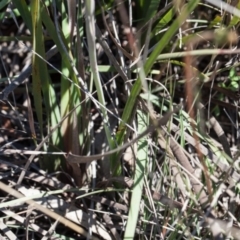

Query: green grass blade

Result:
[116,0,200,146]
[85,0,113,147]
[31,1,62,171]
[59,0,74,142]
[150,7,174,40]
[40,5,80,95]
[124,110,148,239]
[144,0,200,75]
[142,0,159,22]
[0,0,10,11]
[31,0,43,135]
[77,1,90,152]
[12,0,32,32]
[228,1,240,28]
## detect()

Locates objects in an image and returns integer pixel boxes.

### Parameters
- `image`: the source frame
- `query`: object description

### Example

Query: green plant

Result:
[1,0,240,239]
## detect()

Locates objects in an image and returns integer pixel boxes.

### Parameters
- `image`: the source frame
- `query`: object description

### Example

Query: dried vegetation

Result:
[1,0,240,239]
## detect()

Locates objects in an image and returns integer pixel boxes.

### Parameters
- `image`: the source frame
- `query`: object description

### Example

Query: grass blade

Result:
[124,110,148,239]
[116,0,200,145]
[31,0,43,135]
[12,0,32,32]
[85,0,113,147]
